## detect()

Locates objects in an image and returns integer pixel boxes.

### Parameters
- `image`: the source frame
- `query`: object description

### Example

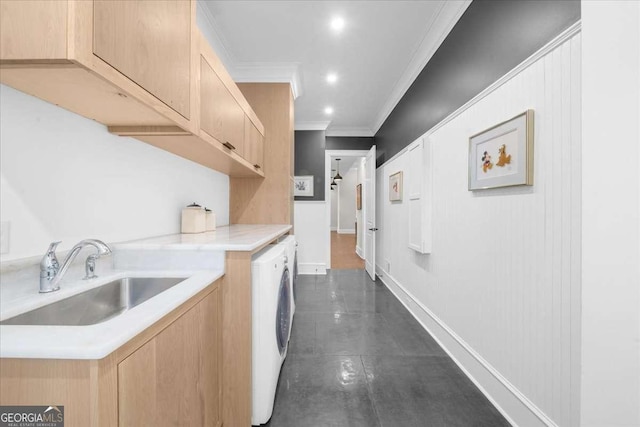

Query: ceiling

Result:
[199,1,470,136]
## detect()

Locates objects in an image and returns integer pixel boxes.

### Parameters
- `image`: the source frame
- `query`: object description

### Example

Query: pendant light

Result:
[333,158,343,182]
[330,169,337,188]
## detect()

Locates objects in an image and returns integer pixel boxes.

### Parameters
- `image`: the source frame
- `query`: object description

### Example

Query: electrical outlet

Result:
[0,221,9,254]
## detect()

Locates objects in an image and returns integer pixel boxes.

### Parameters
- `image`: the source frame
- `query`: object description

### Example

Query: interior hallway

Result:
[265,269,510,426]
[330,231,364,270]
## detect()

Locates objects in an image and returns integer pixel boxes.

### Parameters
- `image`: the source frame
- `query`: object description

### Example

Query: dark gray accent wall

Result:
[294,130,326,201]
[374,0,580,166]
[326,136,375,151]
[294,133,375,201]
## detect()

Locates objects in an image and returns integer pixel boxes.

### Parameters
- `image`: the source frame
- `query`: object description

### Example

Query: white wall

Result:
[293,201,328,274]
[337,167,357,233]
[376,29,581,427]
[581,2,640,426]
[0,85,229,261]
[330,188,337,230]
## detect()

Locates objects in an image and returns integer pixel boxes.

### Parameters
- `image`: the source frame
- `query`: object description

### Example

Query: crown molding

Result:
[196,1,236,74]
[295,121,331,131]
[197,0,302,99]
[370,0,471,134]
[325,128,375,137]
[233,62,303,99]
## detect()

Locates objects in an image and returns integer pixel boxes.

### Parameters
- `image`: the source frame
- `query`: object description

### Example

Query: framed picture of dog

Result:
[468,110,534,190]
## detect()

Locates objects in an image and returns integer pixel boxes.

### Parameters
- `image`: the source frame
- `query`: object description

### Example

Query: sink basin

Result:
[0,277,187,326]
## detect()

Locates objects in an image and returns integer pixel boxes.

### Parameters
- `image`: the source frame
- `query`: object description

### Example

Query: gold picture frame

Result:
[468,110,534,190]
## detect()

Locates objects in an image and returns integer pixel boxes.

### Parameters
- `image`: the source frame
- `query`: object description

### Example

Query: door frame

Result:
[325,150,371,270]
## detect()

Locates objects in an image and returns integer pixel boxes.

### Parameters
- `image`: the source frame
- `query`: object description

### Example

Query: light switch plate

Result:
[0,221,9,254]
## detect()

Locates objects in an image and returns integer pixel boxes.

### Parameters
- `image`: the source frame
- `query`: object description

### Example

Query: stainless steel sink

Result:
[0,277,187,326]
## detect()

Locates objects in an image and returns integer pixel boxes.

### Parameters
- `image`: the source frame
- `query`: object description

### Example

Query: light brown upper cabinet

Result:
[0,0,196,131]
[197,31,265,170]
[93,0,192,119]
[245,115,265,171]
[200,57,246,159]
[0,1,268,178]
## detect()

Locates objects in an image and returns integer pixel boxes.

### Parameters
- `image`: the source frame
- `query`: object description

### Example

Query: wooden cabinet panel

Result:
[232,83,294,224]
[93,0,191,119]
[244,115,265,171]
[200,56,245,158]
[0,0,68,61]
[118,288,221,427]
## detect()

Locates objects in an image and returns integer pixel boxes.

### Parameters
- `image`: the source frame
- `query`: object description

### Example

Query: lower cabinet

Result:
[119,287,221,426]
[0,280,222,427]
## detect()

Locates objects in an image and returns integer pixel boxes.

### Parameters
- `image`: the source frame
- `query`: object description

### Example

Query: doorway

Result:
[329,156,365,269]
[325,147,376,277]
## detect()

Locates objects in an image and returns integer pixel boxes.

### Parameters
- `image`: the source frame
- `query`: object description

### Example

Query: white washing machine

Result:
[278,235,297,324]
[251,244,291,425]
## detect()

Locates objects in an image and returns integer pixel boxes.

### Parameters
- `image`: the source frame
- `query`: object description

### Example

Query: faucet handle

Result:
[46,241,61,253]
[40,241,61,281]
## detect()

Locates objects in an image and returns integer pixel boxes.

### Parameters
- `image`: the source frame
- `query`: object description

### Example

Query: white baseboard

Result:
[330,226,337,231]
[298,263,327,275]
[355,246,364,259]
[337,229,355,234]
[376,267,558,427]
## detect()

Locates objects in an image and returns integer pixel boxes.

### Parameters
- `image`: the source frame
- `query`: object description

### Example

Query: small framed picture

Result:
[294,175,314,197]
[389,171,403,201]
[468,110,534,190]
[356,184,362,210]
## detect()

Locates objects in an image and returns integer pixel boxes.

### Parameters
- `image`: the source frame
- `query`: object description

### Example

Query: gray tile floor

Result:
[263,269,511,427]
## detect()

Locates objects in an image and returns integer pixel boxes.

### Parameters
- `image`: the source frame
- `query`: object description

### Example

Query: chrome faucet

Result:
[39,239,112,293]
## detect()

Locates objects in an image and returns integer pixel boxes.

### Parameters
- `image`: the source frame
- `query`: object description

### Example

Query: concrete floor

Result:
[264,269,511,426]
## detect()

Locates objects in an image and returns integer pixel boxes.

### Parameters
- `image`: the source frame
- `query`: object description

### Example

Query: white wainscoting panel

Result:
[376,31,581,427]
[294,201,328,275]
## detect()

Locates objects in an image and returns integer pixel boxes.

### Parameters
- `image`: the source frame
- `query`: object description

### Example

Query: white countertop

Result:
[0,224,291,359]
[114,224,292,252]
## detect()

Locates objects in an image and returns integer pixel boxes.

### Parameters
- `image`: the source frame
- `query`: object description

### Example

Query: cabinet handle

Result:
[223,141,236,150]
[253,164,261,170]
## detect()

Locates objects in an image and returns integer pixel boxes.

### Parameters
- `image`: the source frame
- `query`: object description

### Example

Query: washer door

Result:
[292,251,298,302]
[275,267,291,356]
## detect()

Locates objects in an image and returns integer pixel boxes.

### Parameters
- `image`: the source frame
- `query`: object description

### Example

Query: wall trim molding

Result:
[356,245,364,259]
[330,226,338,232]
[295,121,330,131]
[298,263,327,275]
[337,229,355,234]
[376,267,560,427]
[377,20,582,169]
[197,0,301,99]
[371,0,472,134]
[325,128,375,137]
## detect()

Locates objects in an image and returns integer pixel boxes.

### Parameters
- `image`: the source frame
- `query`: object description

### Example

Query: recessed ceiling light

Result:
[330,17,345,32]
[324,107,334,115]
[326,73,338,84]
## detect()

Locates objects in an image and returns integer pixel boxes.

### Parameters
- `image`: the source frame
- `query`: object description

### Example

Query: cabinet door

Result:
[200,56,245,157]
[93,0,191,119]
[118,289,221,427]
[244,115,264,171]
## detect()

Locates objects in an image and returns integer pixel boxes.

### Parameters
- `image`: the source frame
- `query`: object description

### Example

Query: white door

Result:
[364,145,377,280]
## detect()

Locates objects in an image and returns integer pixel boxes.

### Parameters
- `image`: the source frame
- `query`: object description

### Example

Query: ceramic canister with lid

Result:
[205,208,216,232]
[181,202,206,233]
